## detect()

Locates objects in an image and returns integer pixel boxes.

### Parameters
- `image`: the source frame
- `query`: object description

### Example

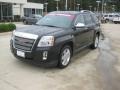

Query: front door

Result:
[73,14,87,49]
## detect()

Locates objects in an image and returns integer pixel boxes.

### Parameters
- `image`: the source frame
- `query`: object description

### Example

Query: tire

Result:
[91,34,99,49]
[23,20,27,25]
[114,22,118,24]
[58,45,72,68]
[106,19,109,23]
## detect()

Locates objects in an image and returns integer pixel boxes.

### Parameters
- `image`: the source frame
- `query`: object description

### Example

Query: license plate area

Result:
[17,50,25,58]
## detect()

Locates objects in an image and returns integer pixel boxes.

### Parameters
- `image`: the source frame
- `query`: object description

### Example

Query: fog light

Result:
[43,51,48,60]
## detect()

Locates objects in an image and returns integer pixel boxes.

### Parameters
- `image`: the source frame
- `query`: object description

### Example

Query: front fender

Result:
[55,35,74,44]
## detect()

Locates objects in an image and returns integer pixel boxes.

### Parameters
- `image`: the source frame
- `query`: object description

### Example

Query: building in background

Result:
[0,0,43,21]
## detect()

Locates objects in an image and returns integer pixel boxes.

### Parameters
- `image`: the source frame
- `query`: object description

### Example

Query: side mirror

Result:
[75,23,85,28]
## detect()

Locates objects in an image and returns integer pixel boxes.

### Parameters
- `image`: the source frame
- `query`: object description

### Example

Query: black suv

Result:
[10,11,101,68]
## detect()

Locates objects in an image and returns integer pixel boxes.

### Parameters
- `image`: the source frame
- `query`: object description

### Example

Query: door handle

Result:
[84,27,88,30]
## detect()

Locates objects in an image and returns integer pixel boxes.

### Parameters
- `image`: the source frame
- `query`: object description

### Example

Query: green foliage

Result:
[0,23,16,33]
[8,23,16,31]
[0,24,9,32]
[28,0,120,12]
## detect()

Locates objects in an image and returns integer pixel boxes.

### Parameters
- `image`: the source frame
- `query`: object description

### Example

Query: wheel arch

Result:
[96,31,100,37]
[60,41,74,56]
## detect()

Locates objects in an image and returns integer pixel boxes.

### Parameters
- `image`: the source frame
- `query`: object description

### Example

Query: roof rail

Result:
[80,10,92,13]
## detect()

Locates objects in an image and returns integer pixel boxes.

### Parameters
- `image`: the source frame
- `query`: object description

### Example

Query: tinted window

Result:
[84,14,93,25]
[109,15,113,17]
[104,15,108,17]
[115,15,119,17]
[74,14,85,25]
[91,14,99,23]
[37,14,75,28]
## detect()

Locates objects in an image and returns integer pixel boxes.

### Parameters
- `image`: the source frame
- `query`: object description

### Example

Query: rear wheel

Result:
[114,21,118,24]
[58,45,72,68]
[91,34,99,49]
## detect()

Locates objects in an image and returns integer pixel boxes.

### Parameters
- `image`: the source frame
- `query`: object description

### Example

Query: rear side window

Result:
[91,14,99,23]
[115,15,119,17]
[74,14,85,25]
[84,14,93,25]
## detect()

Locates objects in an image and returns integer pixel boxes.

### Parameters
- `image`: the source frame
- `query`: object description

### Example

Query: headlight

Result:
[37,36,54,47]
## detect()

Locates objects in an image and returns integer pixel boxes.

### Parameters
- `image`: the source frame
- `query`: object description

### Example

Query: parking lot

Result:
[0,23,120,90]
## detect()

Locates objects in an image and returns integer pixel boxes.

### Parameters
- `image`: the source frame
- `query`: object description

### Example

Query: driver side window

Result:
[75,14,85,25]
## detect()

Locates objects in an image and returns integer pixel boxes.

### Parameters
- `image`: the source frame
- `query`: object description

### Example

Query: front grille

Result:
[14,36,35,51]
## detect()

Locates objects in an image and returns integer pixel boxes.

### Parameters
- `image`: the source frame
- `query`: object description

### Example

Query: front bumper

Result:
[10,40,60,67]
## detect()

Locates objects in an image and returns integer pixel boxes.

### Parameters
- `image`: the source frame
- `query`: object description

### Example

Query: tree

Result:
[27,0,120,12]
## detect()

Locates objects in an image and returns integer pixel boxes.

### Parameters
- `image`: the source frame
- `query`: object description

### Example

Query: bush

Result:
[8,23,16,31]
[0,23,16,33]
[0,24,9,32]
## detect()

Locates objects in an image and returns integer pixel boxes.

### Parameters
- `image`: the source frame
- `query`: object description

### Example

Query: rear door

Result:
[30,15,37,24]
[27,15,37,24]
[83,14,95,45]
[109,15,113,21]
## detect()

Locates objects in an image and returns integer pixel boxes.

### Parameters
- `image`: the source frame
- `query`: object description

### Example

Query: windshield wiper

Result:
[41,25,59,28]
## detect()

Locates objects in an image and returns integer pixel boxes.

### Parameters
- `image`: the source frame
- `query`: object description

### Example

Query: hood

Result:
[16,25,65,36]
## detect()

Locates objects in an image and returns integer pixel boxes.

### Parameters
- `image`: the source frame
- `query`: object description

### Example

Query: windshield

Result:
[36,14,75,28]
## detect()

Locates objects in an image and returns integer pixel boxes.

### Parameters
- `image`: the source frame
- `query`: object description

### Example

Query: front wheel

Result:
[58,45,72,68]
[106,19,109,23]
[23,20,28,25]
[114,21,118,24]
[91,35,99,49]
